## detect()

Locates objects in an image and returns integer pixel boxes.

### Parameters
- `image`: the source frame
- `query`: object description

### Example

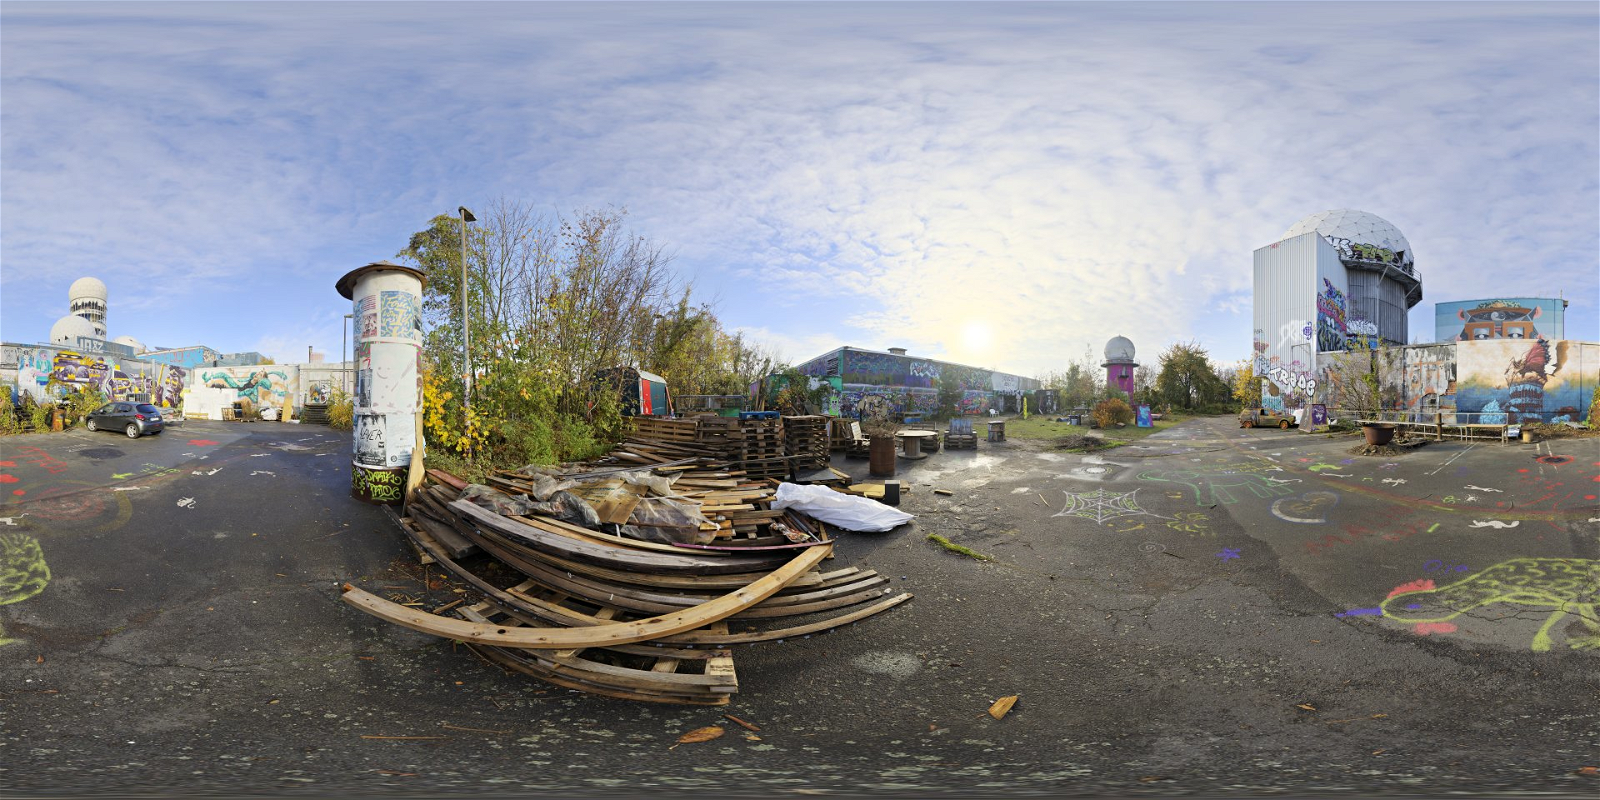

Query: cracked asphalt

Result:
[1,415,1597,798]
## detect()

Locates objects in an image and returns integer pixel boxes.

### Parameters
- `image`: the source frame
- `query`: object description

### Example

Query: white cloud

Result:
[2,2,1594,368]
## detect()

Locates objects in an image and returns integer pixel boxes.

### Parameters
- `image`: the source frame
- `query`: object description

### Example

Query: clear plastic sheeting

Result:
[526,490,602,529]
[770,483,914,532]
[617,497,716,546]
[458,484,540,517]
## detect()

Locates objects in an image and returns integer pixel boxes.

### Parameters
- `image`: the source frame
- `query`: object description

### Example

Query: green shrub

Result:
[30,400,54,432]
[327,388,354,430]
[1091,398,1134,428]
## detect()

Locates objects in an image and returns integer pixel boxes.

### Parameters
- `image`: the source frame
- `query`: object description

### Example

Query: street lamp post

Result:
[459,206,476,412]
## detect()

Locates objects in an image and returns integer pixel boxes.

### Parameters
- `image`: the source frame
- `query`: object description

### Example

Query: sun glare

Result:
[961,320,993,353]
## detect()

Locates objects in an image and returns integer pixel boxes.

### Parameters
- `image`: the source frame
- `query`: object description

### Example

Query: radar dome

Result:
[1104,336,1136,364]
[50,314,98,345]
[69,276,108,300]
[113,335,146,353]
[1282,210,1413,265]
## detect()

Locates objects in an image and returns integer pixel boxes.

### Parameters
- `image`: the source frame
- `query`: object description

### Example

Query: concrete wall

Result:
[1,342,187,408]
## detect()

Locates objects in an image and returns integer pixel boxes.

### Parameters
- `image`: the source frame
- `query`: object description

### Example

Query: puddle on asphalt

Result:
[1034,452,1066,462]
[905,452,1008,484]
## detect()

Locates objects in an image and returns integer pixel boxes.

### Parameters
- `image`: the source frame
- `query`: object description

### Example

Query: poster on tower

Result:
[1136,405,1152,427]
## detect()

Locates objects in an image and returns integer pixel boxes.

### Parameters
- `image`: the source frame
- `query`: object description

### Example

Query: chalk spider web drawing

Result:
[1054,488,1167,525]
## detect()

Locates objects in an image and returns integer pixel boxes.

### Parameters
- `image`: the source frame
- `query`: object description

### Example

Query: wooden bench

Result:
[945,417,977,449]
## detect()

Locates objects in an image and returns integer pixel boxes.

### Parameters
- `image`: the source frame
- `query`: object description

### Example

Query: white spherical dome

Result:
[1104,335,1136,363]
[50,314,98,344]
[1282,210,1413,265]
[69,276,108,300]
[112,335,146,353]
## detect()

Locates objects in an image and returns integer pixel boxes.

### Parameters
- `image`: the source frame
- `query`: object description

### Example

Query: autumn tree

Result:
[1153,341,1231,411]
[1230,360,1261,408]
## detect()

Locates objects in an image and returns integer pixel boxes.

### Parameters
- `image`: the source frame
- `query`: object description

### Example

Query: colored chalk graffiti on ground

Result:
[0,533,50,646]
[1138,463,1296,506]
[1378,558,1600,652]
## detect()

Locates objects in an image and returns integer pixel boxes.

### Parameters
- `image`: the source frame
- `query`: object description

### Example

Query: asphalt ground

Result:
[1,415,1597,799]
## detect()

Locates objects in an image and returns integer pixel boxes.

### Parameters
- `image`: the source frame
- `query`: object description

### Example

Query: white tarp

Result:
[770,482,914,532]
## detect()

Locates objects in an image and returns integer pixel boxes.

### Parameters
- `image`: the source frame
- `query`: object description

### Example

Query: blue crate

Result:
[738,411,780,421]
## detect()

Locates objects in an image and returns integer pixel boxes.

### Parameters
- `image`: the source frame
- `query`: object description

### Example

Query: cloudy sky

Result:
[2,2,1595,376]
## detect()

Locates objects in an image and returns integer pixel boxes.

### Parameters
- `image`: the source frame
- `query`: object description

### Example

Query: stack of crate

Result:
[782,415,830,471]
[736,416,791,480]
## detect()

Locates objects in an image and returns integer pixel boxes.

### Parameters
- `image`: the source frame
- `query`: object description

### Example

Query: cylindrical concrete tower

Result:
[1282,210,1422,346]
[68,277,109,339]
[1102,336,1137,397]
[336,261,425,505]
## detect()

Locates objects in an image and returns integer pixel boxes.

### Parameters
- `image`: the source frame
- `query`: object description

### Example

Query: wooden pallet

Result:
[461,602,737,705]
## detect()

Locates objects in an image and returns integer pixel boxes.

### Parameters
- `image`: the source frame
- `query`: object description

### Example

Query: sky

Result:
[2,1,1596,377]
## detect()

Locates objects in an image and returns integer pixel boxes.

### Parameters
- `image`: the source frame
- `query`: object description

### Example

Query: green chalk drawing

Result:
[0,533,51,646]
[1380,558,1600,652]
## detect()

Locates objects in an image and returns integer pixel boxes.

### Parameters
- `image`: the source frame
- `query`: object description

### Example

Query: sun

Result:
[961,320,992,353]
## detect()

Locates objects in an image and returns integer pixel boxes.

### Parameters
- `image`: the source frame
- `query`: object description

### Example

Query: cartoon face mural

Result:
[1453,301,1543,341]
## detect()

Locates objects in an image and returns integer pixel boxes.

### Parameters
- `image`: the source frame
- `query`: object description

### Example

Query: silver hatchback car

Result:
[86,402,165,438]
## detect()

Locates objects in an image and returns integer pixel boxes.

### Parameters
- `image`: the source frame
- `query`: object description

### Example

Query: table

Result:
[897,430,938,459]
[986,420,1006,442]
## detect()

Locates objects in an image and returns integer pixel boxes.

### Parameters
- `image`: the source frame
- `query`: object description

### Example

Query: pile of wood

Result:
[347,462,912,705]
[783,415,830,471]
[736,416,790,480]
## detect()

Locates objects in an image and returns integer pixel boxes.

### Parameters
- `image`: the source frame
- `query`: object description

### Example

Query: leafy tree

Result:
[936,376,964,418]
[1154,341,1231,411]
[1230,360,1261,408]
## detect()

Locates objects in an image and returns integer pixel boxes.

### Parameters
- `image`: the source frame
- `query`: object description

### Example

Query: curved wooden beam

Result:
[340,544,829,649]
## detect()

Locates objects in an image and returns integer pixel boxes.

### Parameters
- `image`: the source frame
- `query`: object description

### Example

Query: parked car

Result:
[86,402,165,438]
[1239,407,1296,429]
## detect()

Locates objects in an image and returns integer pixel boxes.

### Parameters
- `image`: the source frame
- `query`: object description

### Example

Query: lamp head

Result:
[459,206,476,223]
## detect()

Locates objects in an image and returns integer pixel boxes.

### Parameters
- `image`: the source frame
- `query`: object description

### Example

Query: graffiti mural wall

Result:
[1454,340,1596,424]
[1436,298,1566,343]
[800,347,1034,417]
[193,366,299,418]
[1,344,177,406]
[1402,344,1456,422]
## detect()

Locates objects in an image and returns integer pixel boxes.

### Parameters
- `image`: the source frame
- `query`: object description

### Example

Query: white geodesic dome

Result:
[1104,336,1136,364]
[51,314,98,344]
[1282,210,1413,266]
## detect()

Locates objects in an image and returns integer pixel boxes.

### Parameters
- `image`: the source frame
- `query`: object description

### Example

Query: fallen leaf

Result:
[1578,766,1598,776]
[677,726,725,744]
[36,654,43,664]
[268,699,280,705]
[1372,749,1386,755]
[1295,703,1317,711]
[988,695,1019,720]
[744,734,762,742]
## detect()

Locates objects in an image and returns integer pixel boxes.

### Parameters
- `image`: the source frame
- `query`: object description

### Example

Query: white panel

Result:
[1253,232,1320,408]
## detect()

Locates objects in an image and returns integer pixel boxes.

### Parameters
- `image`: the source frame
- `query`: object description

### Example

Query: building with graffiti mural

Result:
[794,346,1043,417]
[2,276,339,416]
[1251,213,1597,425]
[1435,298,1567,343]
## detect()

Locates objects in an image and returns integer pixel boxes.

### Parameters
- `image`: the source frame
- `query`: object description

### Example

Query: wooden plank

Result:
[338,544,830,649]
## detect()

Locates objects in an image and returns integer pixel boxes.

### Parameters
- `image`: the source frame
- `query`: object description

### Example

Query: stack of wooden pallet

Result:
[735,416,790,480]
[348,467,912,705]
[783,415,830,471]
[610,417,740,467]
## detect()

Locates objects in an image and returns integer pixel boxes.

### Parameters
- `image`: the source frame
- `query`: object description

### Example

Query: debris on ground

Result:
[1052,434,1112,452]
[927,533,993,561]
[1348,441,1426,457]
[344,414,915,705]
[988,695,1019,720]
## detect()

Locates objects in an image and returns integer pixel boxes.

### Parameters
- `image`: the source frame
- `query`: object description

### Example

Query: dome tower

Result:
[1281,210,1421,346]
[1102,336,1137,397]
[67,277,109,339]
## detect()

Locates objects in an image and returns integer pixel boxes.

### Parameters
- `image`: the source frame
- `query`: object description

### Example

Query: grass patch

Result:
[926,533,994,561]
[1002,412,1199,443]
